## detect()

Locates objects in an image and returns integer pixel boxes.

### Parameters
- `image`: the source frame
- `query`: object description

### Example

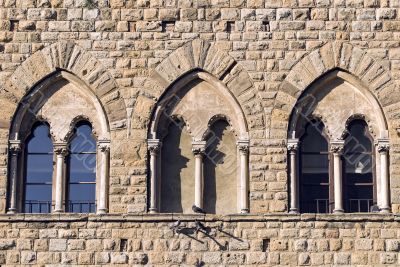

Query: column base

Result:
[149,208,158,214]
[52,209,63,213]
[240,209,249,214]
[7,209,17,214]
[97,209,108,215]
[380,207,391,213]
[333,209,344,214]
[289,208,299,214]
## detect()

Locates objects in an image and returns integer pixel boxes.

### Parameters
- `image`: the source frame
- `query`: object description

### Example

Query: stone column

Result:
[237,139,250,213]
[7,140,22,214]
[53,143,68,213]
[377,139,390,213]
[148,139,161,214]
[97,140,111,214]
[287,138,299,214]
[331,140,344,214]
[192,141,206,209]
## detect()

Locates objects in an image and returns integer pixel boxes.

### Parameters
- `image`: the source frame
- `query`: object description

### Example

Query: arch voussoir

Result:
[271,41,395,139]
[4,40,127,131]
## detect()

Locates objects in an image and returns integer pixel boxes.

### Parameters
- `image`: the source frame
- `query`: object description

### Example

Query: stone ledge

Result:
[0,213,397,223]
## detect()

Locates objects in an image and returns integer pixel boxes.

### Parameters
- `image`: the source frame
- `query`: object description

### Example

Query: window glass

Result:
[344,120,374,212]
[300,121,330,213]
[68,122,96,213]
[24,123,53,213]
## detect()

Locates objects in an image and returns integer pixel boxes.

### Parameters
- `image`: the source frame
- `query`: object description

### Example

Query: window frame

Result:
[22,122,55,214]
[299,121,333,213]
[65,121,98,213]
[342,119,377,213]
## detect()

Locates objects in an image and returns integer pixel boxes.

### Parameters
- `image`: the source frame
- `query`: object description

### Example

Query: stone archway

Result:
[140,38,264,214]
[1,40,127,133]
[270,41,397,140]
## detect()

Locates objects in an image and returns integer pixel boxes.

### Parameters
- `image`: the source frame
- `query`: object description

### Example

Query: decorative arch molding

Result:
[149,70,249,141]
[271,41,396,140]
[1,40,127,133]
[9,70,110,142]
[135,38,265,136]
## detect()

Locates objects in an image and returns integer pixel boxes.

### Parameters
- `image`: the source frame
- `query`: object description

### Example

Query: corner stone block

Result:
[226,70,253,97]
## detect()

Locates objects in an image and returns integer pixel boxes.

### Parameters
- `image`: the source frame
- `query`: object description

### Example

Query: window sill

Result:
[0,212,397,222]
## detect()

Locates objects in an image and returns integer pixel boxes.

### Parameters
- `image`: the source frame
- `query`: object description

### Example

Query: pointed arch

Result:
[134,38,265,137]
[1,40,127,135]
[271,42,395,140]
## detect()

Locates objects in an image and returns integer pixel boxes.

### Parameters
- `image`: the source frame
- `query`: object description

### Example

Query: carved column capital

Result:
[237,139,250,155]
[98,140,111,153]
[9,140,22,155]
[330,140,345,154]
[287,138,299,152]
[377,139,390,153]
[53,143,69,156]
[192,141,206,155]
[148,139,161,154]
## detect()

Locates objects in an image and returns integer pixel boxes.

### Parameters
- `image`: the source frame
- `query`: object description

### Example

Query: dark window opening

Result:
[24,122,53,213]
[344,120,374,212]
[300,121,331,213]
[67,121,96,213]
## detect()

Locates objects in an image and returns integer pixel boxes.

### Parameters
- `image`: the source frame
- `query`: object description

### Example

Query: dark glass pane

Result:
[301,122,328,153]
[26,154,53,183]
[69,154,96,183]
[68,184,96,213]
[68,184,96,201]
[68,122,96,213]
[70,124,96,153]
[344,120,374,212]
[25,123,53,213]
[27,124,53,153]
[300,122,330,213]
[25,185,52,201]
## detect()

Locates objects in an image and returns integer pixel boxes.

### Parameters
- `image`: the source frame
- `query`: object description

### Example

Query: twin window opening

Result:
[300,119,375,213]
[24,121,96,213]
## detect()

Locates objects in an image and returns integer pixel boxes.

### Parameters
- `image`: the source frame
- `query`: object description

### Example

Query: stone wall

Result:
[1,0,400,214]
[0,214,398,265]
[1,0,400,265]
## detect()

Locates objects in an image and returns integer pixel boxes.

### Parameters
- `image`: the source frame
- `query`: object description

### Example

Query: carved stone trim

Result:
[237,139,250,154]
[98,140,111,152]
[192,141,206,155]
[9,140,22,154]
[377,139,390,153]
[53,143,69,156]
[148,139,162,154]
[330,140,345,154]
[287,138,299,152]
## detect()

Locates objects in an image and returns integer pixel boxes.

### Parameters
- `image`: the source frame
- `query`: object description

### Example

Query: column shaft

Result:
[238,140,250,213]
[192,141,206,210]
[194,154,203,208]
[97,140,110,214]
[287,139,299,214]
[54,144,68,213]
[148,139,161,213]
[331,141,344,214]
[7,140,21,214]
[378,141,390,213]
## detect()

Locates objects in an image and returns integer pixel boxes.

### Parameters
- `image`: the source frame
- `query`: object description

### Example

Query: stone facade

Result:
[1,0,400,265]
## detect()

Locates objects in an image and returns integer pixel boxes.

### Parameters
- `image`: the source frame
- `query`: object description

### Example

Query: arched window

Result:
[300,121,331,213]
[24,122,53,213]
[67,121,97,213]
[343,120,374,212]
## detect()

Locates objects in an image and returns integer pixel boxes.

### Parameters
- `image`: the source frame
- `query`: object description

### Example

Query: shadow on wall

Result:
[204,120,237,214]
[161,120,193,213]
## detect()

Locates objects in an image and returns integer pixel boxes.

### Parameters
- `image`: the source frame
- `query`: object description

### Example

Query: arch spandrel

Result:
[272,42,394,141]
[10,71,110,143]
[1,41,127,135]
